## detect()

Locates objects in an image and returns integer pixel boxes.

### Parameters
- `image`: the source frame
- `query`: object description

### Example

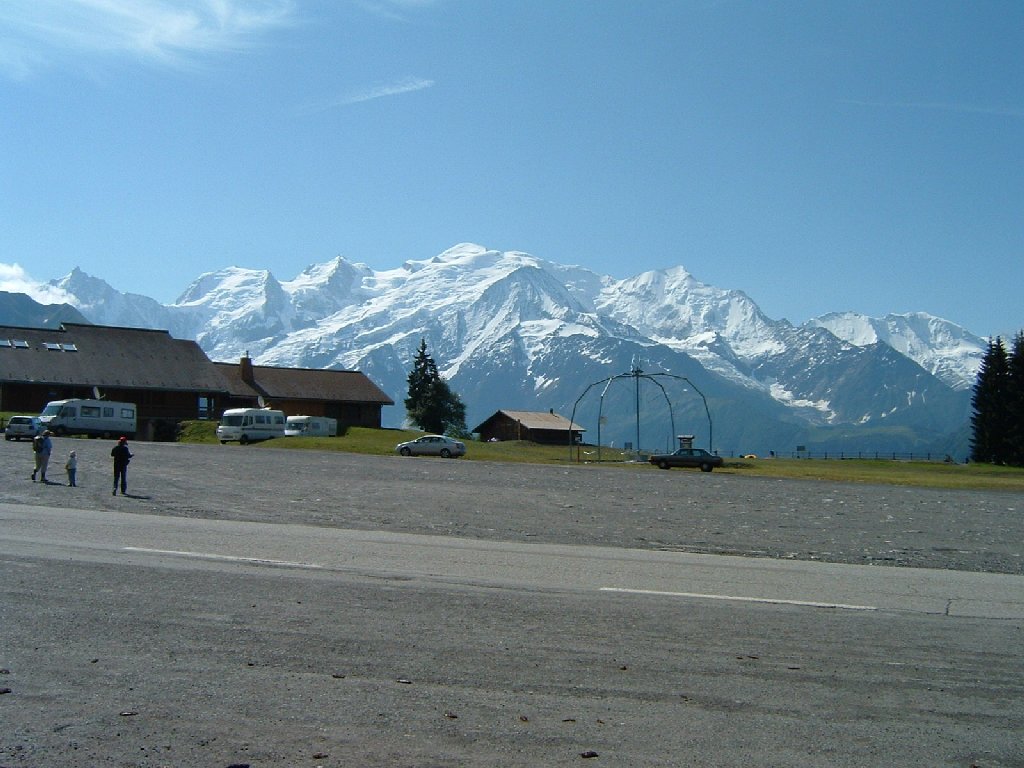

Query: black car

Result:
[648,447,723,472]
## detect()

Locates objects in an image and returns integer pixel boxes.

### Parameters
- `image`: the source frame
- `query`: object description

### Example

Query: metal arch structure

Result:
[568,364,713,462]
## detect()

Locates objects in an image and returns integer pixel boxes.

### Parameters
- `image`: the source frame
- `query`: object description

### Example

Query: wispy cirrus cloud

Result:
[0,0,294,78]
[299,76,436,114]
[339,76,436,105]
[840,99,1024,119]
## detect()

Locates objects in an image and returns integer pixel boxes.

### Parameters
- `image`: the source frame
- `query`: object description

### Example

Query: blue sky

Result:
[0,0,1021,337]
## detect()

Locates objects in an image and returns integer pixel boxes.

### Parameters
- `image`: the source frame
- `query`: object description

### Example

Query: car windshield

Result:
[221,414,243,427]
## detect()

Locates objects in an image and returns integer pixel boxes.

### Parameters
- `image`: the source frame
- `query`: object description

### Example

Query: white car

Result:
[396,434,466,458]
[5,415,43,441]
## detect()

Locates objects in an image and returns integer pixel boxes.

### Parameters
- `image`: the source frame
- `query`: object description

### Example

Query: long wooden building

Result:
[0,323,393,440]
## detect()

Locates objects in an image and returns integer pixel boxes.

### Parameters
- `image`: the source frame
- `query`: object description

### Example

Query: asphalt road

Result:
[1,438,1023,767]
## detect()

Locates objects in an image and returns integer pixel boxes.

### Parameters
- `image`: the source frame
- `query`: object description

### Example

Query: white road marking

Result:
[123,546,878,610]
[124,547,324,570]
[601,587,877,611]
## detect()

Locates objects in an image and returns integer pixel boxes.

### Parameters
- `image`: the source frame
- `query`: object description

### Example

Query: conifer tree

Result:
[971,337,1010,464]
[404,338,468,436]
[405,338,438,418]
[1007,331,1024,466]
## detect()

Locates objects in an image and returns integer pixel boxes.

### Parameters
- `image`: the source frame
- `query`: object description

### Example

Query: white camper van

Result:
[39,398,137,438]
[284,415,338,437]
[216,408,286,444]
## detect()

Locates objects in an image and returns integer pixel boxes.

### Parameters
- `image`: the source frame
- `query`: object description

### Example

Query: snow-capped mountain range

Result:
[46,243,985,455]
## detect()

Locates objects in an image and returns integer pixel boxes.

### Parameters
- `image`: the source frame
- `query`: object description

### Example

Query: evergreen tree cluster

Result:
[404,338,468,437]
[971,331,1024,466]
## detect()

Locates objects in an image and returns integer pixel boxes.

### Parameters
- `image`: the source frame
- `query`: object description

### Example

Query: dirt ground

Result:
[2,436,1022,574]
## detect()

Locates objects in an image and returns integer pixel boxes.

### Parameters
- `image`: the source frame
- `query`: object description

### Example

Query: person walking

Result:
[31,430,53,483]
[65,450,78,487]
[31,433,43,481]
[110,436,133,495]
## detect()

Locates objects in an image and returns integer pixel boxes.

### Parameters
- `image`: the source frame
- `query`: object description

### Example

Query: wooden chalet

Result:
[472,409,585,445]
[213,356,394,429]
[0,323,229,440]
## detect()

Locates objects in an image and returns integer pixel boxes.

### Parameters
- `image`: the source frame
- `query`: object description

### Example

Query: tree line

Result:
[971,331,1024,466]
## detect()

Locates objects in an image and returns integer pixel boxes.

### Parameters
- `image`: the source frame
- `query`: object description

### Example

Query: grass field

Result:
[174,421,1024,492]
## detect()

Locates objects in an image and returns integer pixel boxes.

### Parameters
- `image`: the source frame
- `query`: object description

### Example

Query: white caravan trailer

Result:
[216,408,286,444]
[39,398,137,439]
[284,415,338,437]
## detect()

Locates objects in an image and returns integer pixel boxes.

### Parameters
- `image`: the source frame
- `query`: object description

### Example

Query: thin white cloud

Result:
[840,99,1024,119]
[0,0,294,77]
[0,264,74,305]
[342,76,436,105]
[299,77,436,114]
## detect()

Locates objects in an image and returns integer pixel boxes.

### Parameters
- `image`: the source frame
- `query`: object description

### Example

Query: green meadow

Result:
[177,422,1024,492]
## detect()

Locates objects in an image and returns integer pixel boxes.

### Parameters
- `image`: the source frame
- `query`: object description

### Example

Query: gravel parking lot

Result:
[2,436,1022,575]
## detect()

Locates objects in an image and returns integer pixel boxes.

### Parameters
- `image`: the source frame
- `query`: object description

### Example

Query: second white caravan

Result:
[284,415,337,437]
[216,408,286,444]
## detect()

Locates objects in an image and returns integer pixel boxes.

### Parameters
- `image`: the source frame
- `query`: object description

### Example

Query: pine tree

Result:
[404,338,468,436]
[405,338,438,421]
[971,337,1010,464]
[1007,331,1024,467]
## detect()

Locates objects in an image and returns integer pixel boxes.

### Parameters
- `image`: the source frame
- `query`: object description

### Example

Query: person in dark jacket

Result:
[110,436,133,495]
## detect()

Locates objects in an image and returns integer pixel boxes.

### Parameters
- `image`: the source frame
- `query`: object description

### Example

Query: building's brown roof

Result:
[213,361,394,405]
[473,409,585,433]
[0,323,231,392]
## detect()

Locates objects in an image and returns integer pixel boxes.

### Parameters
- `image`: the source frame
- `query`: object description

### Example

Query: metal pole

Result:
[634,366,641,453]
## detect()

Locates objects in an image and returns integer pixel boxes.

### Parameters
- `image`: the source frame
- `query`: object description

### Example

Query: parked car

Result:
[648,447,723,472]
[5,415,43,441]
[396,434,466,458]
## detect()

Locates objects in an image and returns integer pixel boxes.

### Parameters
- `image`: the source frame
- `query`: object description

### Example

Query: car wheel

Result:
[400,447,412,456]
[220,441,228,445]
[657,460,671,469]
[54,426,67,436]
[440,448,451,458]
[239,434,250,445]
[700,463,713,472]
[4,435,10,441]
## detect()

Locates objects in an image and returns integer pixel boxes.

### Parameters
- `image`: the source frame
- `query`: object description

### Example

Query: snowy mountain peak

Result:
[596,264,785,365]
[808,311,985,390]
[52,267,113,302]
[50,267,170,331]
[175,267,281,308]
